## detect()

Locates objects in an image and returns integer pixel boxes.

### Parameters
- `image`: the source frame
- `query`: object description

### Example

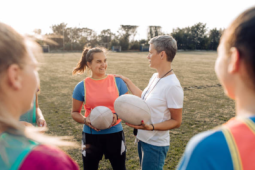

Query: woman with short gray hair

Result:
[116,35,184,170]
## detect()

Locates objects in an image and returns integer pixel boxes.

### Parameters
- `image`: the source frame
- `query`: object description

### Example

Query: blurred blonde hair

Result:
[0,22,77,147]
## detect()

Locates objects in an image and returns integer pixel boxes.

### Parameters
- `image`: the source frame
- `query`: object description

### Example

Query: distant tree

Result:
[172,27,193,50]
[129,40,140,50]
[190,22,207,50]
[78,27,98,47]
[139,39,148,45]
[200,35,209,50]
[147,26,163,40]
[117,25,138,50]
[172,28,184,49]
[118,25,138,41]
[98,29,114,48]
[208,28,222,50]
[51,23,68,50]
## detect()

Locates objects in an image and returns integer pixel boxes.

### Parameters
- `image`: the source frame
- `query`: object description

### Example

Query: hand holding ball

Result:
[114,94,151,125]
[89,106,113,130]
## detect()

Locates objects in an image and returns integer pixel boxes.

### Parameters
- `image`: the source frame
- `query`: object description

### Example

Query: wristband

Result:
[114,113,118,120]
[151,124,154,131]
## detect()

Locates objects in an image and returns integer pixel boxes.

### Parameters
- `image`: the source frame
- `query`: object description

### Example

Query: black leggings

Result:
[82,131,126,170]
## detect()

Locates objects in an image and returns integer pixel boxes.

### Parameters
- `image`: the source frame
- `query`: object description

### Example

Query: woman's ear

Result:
[161,51,167,60]
[7,64,22,90]
[228,47,240,74]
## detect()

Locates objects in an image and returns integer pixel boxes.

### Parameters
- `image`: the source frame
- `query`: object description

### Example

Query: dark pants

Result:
[82,131,126,170]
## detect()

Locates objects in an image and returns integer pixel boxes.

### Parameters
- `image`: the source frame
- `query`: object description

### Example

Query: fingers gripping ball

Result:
[114,94,151,125]
[89,106,113,130]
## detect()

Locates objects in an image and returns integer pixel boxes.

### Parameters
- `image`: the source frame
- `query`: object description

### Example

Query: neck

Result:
[91,73,107,80]
[0,95,21,121]
[156,62,172,78]
[235,83,255,117]
[0,100,20,134]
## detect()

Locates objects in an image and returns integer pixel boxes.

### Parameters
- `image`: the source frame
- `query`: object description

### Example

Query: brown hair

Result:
[222,6,255,86]
[72,47,104,75]
[149,35,177,62]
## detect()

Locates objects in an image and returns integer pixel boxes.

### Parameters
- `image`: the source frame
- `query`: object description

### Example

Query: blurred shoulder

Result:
[186,129,225,152]
[177,129,231,170]
[115,77,125,83]
[75,80,84,86]
[74,81,84,90]
[20,145,79,170]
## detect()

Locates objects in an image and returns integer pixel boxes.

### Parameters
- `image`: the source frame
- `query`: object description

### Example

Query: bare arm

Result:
[126,108,182,131]
[115,75,143,97]
[35,93,47,127]
[71,98,85,124]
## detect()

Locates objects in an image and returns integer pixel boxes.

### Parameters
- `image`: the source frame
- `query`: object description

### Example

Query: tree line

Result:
[38,22,223,51]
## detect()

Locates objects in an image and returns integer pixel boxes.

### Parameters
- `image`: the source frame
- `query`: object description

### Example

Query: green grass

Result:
[38,51,235,170]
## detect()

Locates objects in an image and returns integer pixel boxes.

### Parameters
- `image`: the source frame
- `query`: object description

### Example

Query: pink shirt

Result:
[19,145,79,170]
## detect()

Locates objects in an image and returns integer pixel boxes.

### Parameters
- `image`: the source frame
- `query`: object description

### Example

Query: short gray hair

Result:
[149,35,177,62]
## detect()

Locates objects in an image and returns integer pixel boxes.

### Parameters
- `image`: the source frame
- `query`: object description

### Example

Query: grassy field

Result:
[38,51,235,170]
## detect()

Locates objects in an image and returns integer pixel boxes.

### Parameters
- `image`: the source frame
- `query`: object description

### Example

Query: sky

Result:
[0,0,254,39]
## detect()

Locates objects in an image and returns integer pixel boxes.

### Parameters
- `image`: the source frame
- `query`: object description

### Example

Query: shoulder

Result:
[114,77,128,95]
[165,74,181,86]
[152,73,158,79]
[178,129,232,170]
[115,77,125,84]
[73,81,84,92]
[164,75,183,92]
[20,145,79,170]
[185,129,225,154]
[75,80,84,88]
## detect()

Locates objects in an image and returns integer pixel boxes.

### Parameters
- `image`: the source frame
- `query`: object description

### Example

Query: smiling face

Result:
[87,52,107,78]
[147,44,161,68]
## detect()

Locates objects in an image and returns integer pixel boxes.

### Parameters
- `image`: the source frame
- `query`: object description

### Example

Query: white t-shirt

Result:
[137,73,184,146]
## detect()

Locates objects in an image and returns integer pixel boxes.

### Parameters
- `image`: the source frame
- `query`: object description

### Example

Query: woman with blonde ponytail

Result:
[0,22,79,170]
[72,47,128,170]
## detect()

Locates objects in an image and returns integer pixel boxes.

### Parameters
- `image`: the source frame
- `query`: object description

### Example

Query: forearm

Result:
[153,119,181,131]
[125,78,143,97]
[36,108,44,119]
[71,111,85,124]
[20,121,34,127]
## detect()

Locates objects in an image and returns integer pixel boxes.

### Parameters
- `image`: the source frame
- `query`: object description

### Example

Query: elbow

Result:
[176,123,181,128]
[175,120,182,128]
[71,111,76,119]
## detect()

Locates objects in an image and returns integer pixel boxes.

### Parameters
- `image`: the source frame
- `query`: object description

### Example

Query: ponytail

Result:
[72,48,89,75]
[72,47,104,75]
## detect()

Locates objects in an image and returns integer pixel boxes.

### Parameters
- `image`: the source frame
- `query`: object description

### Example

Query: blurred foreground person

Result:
[0,22,78,170]
[177,6,255,170]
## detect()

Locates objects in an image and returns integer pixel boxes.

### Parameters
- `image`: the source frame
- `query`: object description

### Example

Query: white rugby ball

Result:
[89,106,113,130]
[114,94,151,125]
